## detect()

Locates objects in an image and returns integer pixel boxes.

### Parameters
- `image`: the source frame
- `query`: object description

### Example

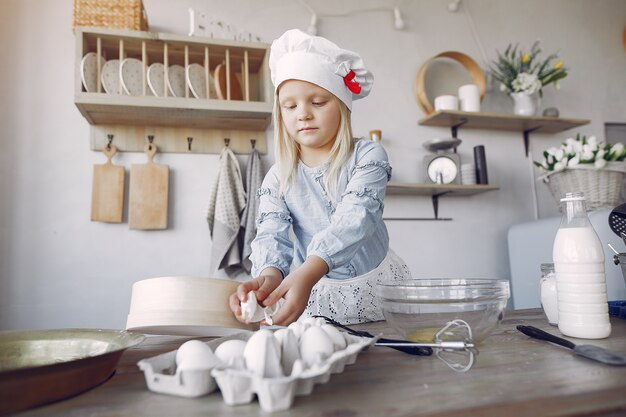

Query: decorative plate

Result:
[186,63,218,99]
[214,63,243,100]
[166,65,186,97]
[101,59,121,94]
[147,62,165,97]
[80,52,105,93]
[120,57,146,96]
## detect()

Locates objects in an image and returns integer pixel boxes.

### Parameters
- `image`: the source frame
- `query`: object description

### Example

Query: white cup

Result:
[434,95,458,111]
[458,84,480,112]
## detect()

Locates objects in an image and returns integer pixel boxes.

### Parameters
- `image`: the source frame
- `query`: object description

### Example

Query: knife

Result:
[517,325,626,366]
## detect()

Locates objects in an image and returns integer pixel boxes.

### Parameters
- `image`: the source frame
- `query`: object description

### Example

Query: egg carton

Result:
[137,330,375,412]
[137,334,244,398]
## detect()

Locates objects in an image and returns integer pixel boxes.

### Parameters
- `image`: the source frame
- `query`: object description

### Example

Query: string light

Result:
[297,0,406,35]
[448,0,462,13]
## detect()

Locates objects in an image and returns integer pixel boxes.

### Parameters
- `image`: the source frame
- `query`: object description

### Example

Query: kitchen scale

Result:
[422,137,462,185]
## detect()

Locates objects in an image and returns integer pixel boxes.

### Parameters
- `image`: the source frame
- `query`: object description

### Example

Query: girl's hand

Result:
[262,255,328,326]
[261,275,315,326]
[229,269,282,322]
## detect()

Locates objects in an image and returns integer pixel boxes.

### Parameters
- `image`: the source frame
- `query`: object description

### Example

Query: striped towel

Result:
[240,148,264,272]
[207,146,247,271]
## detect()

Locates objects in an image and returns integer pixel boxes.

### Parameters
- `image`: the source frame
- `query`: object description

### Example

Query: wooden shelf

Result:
[74,27,273,153]
[74,93,272,130]
[419,110,589,133]
[385,183,499,220]
[387,182,499,196]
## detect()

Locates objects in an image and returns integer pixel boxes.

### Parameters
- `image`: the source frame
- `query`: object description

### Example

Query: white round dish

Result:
[186,63,217,99]
[126,276,257,336]
[80,52,105,92]
[147,62,165,97]
[120,57,146,96]
[166,64,186,97]
[101,59,121,94]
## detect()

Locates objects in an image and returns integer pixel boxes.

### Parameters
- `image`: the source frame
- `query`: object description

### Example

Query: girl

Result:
[229,29,411,325]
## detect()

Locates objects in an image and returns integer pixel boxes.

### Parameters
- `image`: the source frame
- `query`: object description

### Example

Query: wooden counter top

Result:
[15,309,626,417]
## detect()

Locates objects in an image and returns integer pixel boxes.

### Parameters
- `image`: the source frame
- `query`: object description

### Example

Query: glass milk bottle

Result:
[540,263,558,325]
[552,192,611,339]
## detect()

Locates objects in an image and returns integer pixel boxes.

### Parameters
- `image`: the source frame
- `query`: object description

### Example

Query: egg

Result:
[299,326,334,367]
[243,330,283,378]
[175,340,219,371]
[214,339,247,367]
[320,324,347,351]
[273,328,300,375]
[240,291,265,323]
[301,316,326,327]
[287,321,307,340]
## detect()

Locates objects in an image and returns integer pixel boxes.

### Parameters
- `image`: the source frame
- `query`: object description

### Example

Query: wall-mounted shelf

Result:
[74,27,272,154]
[418,110,590,156]
[385,182,499,220]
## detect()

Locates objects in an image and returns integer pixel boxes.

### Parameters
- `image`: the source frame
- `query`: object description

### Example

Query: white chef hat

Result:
[269,29,373,111]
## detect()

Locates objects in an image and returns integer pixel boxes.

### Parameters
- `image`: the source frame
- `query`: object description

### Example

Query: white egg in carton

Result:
[137,316,376,412]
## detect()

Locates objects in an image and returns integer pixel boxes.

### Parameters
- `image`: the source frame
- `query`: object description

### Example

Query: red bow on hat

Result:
[343,70,361,94]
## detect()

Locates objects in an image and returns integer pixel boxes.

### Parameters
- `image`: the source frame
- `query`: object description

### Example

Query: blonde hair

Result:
[273,95,353,201]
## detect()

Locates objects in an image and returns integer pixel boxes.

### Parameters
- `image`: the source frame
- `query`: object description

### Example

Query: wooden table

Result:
[15,309,626,417]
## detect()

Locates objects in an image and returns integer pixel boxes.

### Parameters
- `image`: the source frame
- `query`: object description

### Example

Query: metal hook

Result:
[224,138,230,147]
[147,135,154,151]
[106,134,114,150]
[250,139,256,149]
[187,137,193,151]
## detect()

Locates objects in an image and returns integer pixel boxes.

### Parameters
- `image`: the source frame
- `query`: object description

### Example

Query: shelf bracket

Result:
[523,127,541,157]
[432,191,452,219]
[384,191,453,221]
[450,119,468,139]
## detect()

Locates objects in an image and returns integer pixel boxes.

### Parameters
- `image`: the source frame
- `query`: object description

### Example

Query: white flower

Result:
[581,150,594,161]
[553,161,566,172]
[499,83,507,92]
[563,143,574,155]
[596,149,606,160]
[610,143,625,159]
[547,155,554,164]
[511,72,542,95]
[567,154,580,167]
[587,136,598,147]
[573,141,583,153]
[595,158,607,169]
[554,149,565,161]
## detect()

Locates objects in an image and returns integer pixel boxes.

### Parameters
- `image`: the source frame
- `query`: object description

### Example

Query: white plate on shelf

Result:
[80,52,105,92]
[101,59,121,94]
[186,63,217,99]
[120,58,148,96]
[166,65,186,97]
[147,63,165,97]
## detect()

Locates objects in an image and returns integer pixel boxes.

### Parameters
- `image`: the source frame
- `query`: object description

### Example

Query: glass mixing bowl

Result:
[376,279,510,344]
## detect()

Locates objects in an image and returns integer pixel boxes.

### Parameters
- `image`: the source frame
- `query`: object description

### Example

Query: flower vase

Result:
[510,92,540,116]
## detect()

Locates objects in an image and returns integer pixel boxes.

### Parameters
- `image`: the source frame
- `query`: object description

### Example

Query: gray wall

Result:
[1,0,625,330]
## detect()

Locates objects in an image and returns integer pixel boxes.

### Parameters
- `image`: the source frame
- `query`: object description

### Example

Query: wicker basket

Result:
[73,0,148,31]
[543,163,626,210]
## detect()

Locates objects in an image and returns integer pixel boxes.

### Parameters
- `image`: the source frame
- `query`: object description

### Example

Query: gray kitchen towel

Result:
[207,146,247,271]
[240,148,263,272]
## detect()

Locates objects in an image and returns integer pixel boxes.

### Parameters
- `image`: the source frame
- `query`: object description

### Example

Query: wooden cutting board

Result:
[91,145,124,223]
[129,144,169,230]
[214,63,243,100]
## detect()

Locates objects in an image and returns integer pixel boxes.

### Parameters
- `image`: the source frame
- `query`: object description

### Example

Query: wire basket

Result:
[73,0,148,31]
[543,163,626,211]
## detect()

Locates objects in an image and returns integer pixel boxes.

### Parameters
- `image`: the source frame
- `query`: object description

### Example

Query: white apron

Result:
[304,249,412,324]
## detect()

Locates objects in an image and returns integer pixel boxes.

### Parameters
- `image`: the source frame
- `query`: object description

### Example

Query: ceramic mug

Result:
[434,95,458,111]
